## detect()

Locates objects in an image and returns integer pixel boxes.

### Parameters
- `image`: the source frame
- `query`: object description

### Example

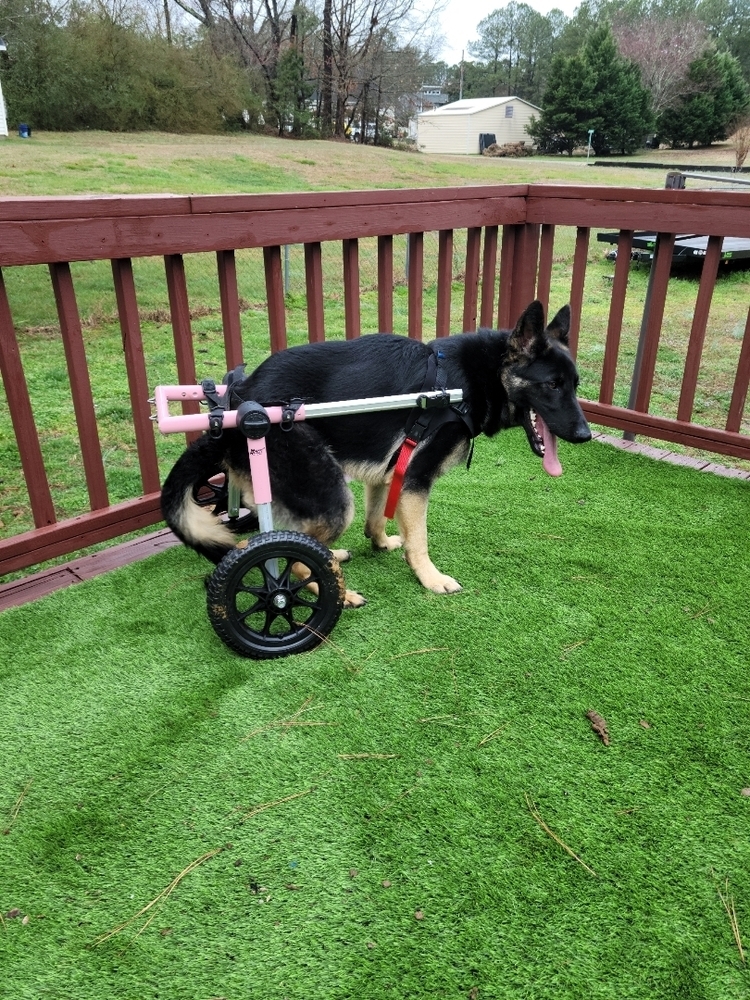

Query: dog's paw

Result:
[372,534,403,552]
[426,573,463,595]
[331,548,353,563]
[344,589,367,608]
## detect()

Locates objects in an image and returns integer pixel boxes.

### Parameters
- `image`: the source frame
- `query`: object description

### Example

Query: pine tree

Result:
[581,24,653,155]
[658,48,750,147]
[526,53,595,154]
[528,23,652,155]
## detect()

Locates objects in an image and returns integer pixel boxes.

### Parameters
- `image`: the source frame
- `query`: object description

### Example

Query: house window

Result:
[505,105,514,118]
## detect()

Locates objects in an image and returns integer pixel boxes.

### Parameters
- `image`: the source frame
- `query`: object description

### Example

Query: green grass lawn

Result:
[2,430,750,999]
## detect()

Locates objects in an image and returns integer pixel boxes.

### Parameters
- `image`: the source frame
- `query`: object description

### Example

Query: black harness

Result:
[383,346,476,519]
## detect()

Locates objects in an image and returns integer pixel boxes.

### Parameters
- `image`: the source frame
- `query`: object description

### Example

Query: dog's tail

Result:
[161,434,240,564]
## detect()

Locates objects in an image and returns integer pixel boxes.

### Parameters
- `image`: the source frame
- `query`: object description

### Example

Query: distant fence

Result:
[1,183,749,577]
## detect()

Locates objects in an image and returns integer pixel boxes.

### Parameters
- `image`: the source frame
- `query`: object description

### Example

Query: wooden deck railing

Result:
[1,183,749,577]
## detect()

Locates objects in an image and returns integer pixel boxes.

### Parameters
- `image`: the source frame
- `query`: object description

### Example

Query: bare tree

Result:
[730,115,750,171]
[613,15,708,116]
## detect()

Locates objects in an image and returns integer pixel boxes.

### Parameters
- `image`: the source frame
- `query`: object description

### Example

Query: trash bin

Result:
[479,133,496,154]
[18,124,30,138]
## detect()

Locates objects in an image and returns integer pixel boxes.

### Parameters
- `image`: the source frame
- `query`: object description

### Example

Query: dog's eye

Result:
[547,380,559,390]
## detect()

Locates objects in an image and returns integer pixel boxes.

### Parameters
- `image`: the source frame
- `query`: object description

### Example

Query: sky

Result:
[437,0,582,67]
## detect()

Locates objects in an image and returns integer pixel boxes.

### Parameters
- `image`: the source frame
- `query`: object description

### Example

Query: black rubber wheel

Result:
[193,472,258,533]
[207,531,344,659]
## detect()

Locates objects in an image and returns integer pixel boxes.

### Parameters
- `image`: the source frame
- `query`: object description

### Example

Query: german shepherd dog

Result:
[161,300,591,605]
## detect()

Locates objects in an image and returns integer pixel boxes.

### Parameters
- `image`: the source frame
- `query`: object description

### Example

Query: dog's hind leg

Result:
[396,490,462,595]
[364,482,403,552]
[266,424,365,608]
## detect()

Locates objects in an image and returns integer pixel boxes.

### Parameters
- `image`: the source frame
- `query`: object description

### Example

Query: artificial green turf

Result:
[1,432,750,999]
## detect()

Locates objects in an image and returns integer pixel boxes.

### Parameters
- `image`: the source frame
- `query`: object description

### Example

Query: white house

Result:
[416,96,540,155]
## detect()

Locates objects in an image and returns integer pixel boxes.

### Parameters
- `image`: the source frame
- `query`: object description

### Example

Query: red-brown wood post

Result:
[726,306,750,433]
[677,234,723,422]
[111,257,161,494]
[263,245,288,353]
[462,227,482,332]
[497,225,517,329]
[436,229,453,338]
[568,227,590,358]
[599,230,633,405]
[629,232,676,416]
[304,242,325,342]
[165,253,200,443]
[408,231,424,340]
[342,238,361,339]
[377,235,393,333]
[0,267,56,527]
[535,224,555,317]
[508,223,540,326]
[216,249,244,369]
[480,225,499,329]
[49,261,109,510]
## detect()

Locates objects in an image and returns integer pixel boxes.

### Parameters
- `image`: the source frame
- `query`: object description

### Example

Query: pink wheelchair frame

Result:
[153,381,463,659]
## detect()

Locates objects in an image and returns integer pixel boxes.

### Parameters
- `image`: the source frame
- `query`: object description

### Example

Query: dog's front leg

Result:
[396,491,462,594]
[364,482,403,552]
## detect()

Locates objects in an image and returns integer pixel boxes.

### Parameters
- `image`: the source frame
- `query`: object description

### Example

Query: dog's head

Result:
[502,300,591,476]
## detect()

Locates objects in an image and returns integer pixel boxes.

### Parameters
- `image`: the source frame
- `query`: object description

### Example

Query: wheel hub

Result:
[271,592,290,610]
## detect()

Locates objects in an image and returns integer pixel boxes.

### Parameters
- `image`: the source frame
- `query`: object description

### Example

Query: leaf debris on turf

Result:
[477,724,508,748]
[337,753,399,760]
[525,793,598,877]
[717,878,745,964]
[6,778,33,831]
[586,710,610,746]
[240,697,336,741]
[93,847,224,947]
[232,786,316,823]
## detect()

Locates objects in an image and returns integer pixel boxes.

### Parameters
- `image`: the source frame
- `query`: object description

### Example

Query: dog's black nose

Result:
[572,421,592,443]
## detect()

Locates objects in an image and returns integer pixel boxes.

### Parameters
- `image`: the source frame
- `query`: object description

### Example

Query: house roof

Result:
[418,96,541,118]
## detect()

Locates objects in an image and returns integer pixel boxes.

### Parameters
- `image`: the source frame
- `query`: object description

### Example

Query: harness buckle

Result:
[280,398,304,431]
[417,390,451,410]
[201,378,226,439]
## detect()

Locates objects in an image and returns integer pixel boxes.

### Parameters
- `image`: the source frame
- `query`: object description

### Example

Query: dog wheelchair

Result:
[152,375,463,660]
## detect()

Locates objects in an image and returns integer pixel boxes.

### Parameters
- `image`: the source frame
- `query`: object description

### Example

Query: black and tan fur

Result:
[161,300,591,605]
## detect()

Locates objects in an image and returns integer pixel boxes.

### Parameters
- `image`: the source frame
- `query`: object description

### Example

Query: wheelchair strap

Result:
[384,348,476,520]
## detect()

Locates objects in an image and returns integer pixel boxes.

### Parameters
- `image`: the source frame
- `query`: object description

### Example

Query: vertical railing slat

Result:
[568,227,590,358]
[0,267,56,527]
[216,249,244,370]
[436,229,453,338]
[462,227,482,332]
[165,253,200,444]
[677,235,723,423]
[408,231,424,340]
[304,242,325,343]
[599,230,633,405]
[49,261,109,510]
[536,224,555,316]
[263,245,287,353]
[111,257,161,494]
[508,223,540,327]
[377,235,393,333]
[632,233,676,413]
[480,225,498,328]
[342,238,361,340]
[497,224,516,329]
[726,306,750,433]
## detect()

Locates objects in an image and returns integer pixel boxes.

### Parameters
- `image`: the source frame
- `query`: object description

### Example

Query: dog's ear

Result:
[508,300,545,357]
[546,305,571,346]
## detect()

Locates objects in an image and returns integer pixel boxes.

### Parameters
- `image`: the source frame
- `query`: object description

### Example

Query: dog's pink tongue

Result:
[537,413,563,477]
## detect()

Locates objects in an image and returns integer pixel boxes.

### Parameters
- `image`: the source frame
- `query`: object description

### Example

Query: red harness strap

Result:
[384,436,419,519]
